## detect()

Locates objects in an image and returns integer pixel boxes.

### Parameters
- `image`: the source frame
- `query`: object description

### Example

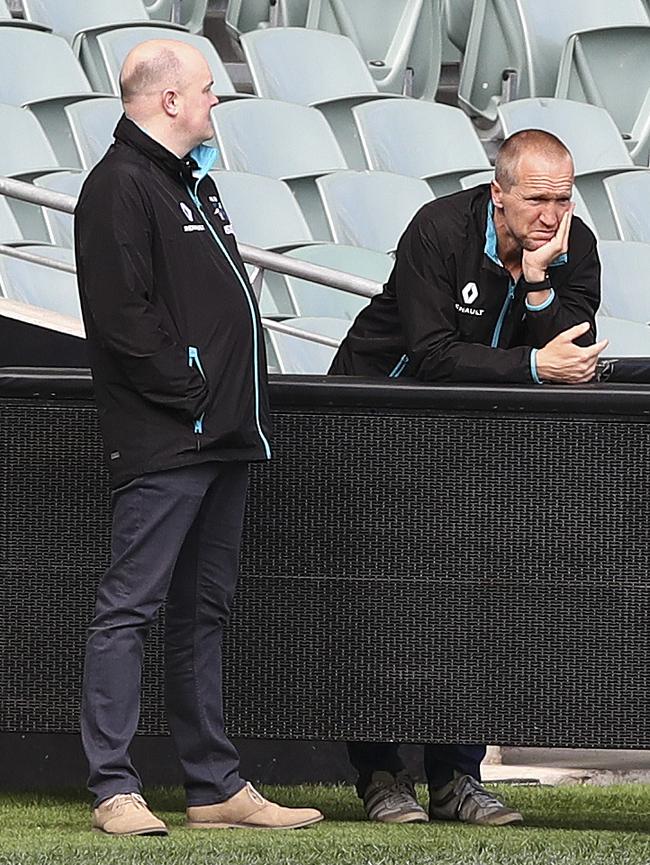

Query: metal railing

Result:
[0,176,383,350]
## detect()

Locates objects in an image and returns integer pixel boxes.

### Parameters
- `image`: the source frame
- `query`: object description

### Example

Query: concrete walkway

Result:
[483,748,650,786]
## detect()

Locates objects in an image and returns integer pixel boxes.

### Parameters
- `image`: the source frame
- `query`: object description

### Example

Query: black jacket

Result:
[75,116,271,488]
[329,186,600,383]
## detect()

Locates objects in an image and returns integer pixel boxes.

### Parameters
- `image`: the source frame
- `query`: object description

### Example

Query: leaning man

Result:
[75,40,322,835]
[329,130,608,826]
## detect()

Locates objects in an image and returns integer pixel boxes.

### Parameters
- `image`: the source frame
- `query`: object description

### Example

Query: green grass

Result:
[1,784,649,865]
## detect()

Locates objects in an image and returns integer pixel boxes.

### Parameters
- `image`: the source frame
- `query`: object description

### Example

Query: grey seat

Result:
[316,170,432,252]
[0,0,50,30]
[143,0,208,33]
[353,100,490,196]
[225,0,276,37]
[81,26,240,98]
[266,315,350,373]
[241,27,403,167]
[497,98,644,239]
[459,0,649,122]
[555,26,650,166]
[444,0,473,54]
[596,315,650,356]
[33,171,88,247]
[598,241,650,325]
[0,196,26,243]
[604,172,650,243]
[64,97,122,169]
[281,243,389,319]
[212,99,347,238]
[0,245,81,319]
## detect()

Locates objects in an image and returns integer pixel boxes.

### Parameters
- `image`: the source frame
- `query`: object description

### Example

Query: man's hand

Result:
[523,205,574,284]
[536,322,608,383]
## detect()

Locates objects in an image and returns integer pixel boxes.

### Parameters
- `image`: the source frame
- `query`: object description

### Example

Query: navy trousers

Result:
[347,742,487,795]
[81,462,249,807]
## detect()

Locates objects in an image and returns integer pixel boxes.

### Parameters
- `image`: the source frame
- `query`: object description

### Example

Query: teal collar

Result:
[484,200,568,268]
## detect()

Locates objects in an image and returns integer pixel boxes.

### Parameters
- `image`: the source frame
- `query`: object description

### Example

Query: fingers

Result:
[557,321,591,343]
[558,205,574,252]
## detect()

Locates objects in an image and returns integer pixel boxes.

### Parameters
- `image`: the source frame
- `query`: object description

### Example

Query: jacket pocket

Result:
[188,345,206,435]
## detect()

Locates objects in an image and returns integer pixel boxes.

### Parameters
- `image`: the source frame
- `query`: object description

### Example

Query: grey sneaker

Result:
[429,774,523,826]
[363,770,429,824]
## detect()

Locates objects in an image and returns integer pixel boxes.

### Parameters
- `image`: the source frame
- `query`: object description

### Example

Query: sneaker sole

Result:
[186,814,324,830]
[371,812,429,824]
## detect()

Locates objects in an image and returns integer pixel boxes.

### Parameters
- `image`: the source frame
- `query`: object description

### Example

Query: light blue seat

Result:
[497,98,644,240]
[0,245,81,319]
[212,99,347,238]
[266,316,350,373]
[555,26,650,166]
[64,97,122,169]
[604,172,650,243]
[143,0,208,33]
[241,27,403,167]
[353,100,490,196]
[283,243,389,318]
[33,171,88,247]
[596,315,650,356]
[316,170,432,253]
[459,0,649,122]
[598,241,650,325]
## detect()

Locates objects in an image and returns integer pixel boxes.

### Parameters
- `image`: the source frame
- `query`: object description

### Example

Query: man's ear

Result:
[491,179,504,210]
[161,88,178,117]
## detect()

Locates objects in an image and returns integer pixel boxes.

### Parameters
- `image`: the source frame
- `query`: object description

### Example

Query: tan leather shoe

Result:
[92,793,168,836]
[186,782,324,830]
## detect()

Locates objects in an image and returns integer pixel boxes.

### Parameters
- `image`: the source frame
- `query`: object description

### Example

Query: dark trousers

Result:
[81,462,249,807]
[347,741,487,795]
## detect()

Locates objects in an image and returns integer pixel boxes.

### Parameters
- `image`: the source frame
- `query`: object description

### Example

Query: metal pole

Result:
[0,245,76,274]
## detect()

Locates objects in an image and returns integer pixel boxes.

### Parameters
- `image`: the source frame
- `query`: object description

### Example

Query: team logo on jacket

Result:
[180,202,194,221]
[461,282,479,305]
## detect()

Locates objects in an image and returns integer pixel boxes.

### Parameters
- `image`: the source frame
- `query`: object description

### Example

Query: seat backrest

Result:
[242,27,377,104]
[353,99,489,178]
[0,105,60,175]
[89,27,236,95]
[0,196,25,243]
[22,0,151,42]
[444,0,472,52]
[225,0,274,35]
[497,99,634,173]
[316,170,432,252]
[604,171,650,243]
[0,29,91,105]
[64,97,122,169]
[33,170,88,246]
[0,0,11,18]
[598,241,650,324]
[0,247,81,319]
[212,99,347,179]
[143,0,207,32]
[284,243,390,318]
[596,314,650,356]
[209,171,313,249]
[268,315,350,373]
[459,0,649,121]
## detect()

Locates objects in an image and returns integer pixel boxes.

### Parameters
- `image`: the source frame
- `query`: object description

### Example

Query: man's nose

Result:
[539,203,558,227]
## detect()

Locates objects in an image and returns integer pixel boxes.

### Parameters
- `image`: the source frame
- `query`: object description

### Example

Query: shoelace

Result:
[245,782,269,807]
[103,793,148,813]
[377,778,417,810]
[458,777,502,814]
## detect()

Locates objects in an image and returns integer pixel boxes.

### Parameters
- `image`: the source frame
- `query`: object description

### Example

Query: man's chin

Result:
[524,238,550,251]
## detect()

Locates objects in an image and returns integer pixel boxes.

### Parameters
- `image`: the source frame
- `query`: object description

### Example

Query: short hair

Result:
[119,46,183,104]
[494,129,572,191]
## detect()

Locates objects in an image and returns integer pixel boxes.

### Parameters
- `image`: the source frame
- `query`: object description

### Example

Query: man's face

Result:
[492,152,574,252]
[176,53,219,147]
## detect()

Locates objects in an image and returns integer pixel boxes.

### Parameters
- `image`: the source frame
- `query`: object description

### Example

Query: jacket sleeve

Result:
[524,224,600,349]
[395,215,533,384]
[75,170,209,420]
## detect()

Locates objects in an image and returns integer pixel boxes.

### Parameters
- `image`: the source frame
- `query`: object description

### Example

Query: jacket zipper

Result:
[188,345,205,448]
[185,180,272,460]
[491,279,515,348]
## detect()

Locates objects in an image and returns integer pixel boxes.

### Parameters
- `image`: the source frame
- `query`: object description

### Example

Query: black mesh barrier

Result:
[0,372,648,748]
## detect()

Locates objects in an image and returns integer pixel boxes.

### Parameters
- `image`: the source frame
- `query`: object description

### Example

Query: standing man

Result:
[75,40,322,836]
[330,130,608,825]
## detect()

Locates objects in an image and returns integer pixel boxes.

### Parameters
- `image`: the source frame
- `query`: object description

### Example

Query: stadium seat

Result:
[80,26,241,99]
[555,27,650,166]
[225,0,276,37]
[212,99,347,238]
[596,315,650,356]
[497,98,645,239]
[63,97,122,169]
[459,0,650,121]
[241,27,403,167]
[316,170,432,252]
[598,241,650,325]
[0,246,81,319]
[0,196,26,244]
[604,172,650,243]
[444,0,472,54]
[266,316,350,373]
[143,0,208,33]
[33,171,88,247]
[0,0,50,30]
[282,243,389,319]
[353,99,490,195]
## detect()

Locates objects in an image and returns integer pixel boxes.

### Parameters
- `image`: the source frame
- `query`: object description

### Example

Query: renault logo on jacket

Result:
[462,282,479,305]
[180,202,194,222]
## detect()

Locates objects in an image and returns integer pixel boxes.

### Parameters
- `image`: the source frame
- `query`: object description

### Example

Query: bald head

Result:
[119,39,207,107]
[495,130,573,191]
